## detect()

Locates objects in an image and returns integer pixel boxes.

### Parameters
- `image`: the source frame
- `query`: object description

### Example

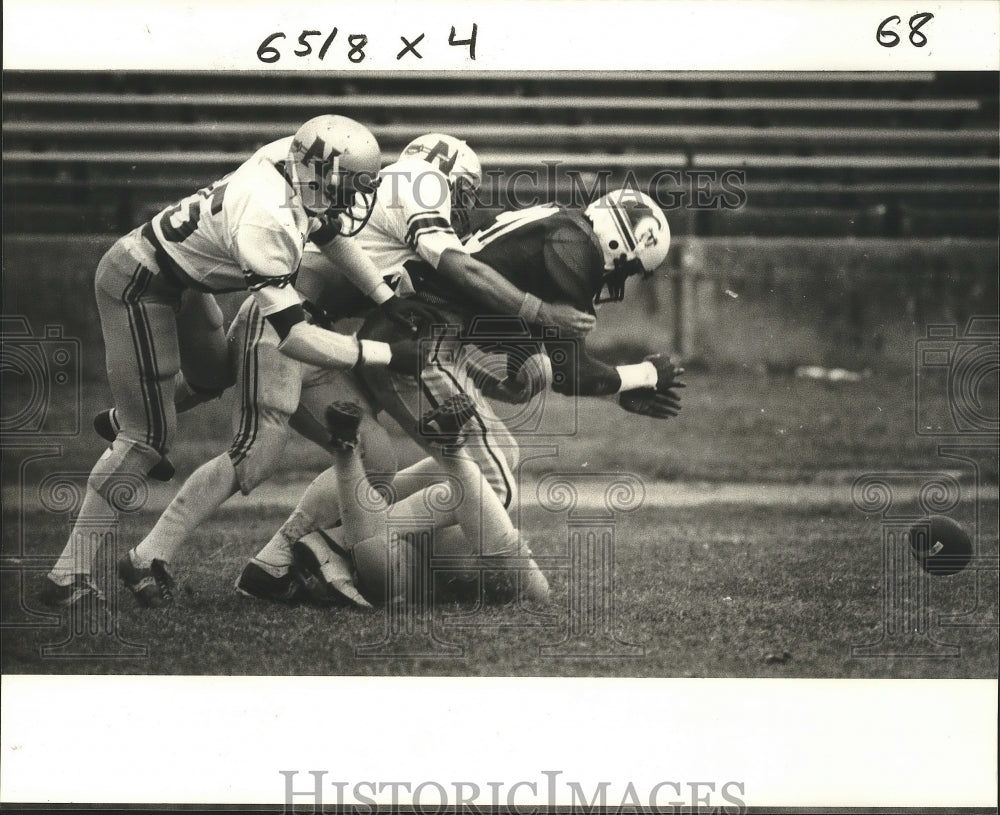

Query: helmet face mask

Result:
[400,133,483,238]
[288,115,382,230]
[585,189,670,305]
[449,174,482,238]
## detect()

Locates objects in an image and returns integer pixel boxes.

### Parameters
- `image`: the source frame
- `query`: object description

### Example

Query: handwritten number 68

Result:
[877,12,934,48]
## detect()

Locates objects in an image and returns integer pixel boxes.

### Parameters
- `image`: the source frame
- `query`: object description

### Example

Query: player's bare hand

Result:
[618,388,681,420]
[537,302,597,337]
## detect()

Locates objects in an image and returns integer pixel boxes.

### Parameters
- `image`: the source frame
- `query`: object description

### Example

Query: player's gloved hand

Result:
[618,387,682,419]
[536,301,596,338]
[379,295,438,337]
[645,353,686,394]
[386,340,424,377]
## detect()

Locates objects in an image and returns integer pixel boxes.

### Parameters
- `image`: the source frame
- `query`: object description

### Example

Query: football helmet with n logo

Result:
[585,189,671,304]
[400,133,483,237]
[287,115,382,233]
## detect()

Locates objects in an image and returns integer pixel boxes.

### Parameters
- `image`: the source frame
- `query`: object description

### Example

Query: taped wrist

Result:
[616,360,658,392]
[356,339,393,368]
[518,292,543,323]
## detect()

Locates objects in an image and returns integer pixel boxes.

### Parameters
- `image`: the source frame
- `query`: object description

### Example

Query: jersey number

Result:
[159,181,229,243]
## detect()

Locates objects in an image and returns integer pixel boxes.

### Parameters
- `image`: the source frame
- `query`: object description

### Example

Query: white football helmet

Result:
[287,115,381,233]
[585,188,671,303]
[400,133,483,236]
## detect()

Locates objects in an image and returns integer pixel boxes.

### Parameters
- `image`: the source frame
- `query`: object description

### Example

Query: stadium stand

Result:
[3,70,998,236]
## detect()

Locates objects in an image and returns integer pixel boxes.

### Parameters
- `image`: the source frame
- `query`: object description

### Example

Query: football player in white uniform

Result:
[236,133,597,602]
[40,115,437,608]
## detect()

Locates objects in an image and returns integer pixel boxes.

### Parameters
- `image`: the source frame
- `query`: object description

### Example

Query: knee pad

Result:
[229,408,292,494]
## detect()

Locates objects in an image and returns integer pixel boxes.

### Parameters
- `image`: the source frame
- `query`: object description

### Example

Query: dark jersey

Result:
[465,205,605,315]
[398,204,604,317]
[456,205,623,398]
[359,204,625,397]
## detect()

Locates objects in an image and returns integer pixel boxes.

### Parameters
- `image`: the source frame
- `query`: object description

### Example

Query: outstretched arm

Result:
[435,249,596,337]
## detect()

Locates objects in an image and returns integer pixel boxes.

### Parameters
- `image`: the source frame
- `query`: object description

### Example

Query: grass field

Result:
[2,502,997,678]
[2,367,997,679]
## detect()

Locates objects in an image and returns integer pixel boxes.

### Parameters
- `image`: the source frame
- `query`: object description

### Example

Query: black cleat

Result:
[292,535,374,610]
[93,409,119,442]
[147,457,175,482]
[93,409,175,481]
[118,554,175,608]
[39,574,106,609]
[324,401,364,450]
[419,394,477,448]
[235,561,304,605]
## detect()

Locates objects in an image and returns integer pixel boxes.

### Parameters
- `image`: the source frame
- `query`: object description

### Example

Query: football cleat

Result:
[39,574,106,609]
[292,533,374,610]
[324,401,364,450]
[93,408,119,443]
[234,561,304,605]
[117,553,175,608]
[418,394,478,449]
[93,409,175,482]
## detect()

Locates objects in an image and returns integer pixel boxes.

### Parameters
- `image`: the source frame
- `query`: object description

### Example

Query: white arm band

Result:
[317,236,393,304]
[616,361,659,392]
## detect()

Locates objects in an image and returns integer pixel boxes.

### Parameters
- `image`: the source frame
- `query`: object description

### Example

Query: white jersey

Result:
[150,137,328,316]
[352,158,468,292]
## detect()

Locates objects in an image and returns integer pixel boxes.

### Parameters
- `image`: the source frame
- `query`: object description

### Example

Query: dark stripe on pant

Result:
[228,304,265,466]
[121,263,166,450]
[428,334,513,509]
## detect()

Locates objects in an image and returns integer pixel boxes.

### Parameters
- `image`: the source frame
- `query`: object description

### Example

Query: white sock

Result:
[48,482,117,582]
[291,467,343,530]
[253,465,346,569]
[253,509,318,573]
[133,453,238,567]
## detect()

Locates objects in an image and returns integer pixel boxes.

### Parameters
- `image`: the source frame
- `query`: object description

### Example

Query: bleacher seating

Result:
[3,70,997,236]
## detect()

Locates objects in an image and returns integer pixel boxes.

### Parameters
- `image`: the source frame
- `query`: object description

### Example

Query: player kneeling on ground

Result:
[290,396,549,609]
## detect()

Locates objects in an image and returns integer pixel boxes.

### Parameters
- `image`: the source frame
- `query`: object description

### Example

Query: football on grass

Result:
[909,515,973,576]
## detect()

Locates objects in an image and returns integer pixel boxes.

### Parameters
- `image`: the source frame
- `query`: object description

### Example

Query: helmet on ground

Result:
[287,115,381,232]
[400,133,483,237]
[585,188,670,304]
